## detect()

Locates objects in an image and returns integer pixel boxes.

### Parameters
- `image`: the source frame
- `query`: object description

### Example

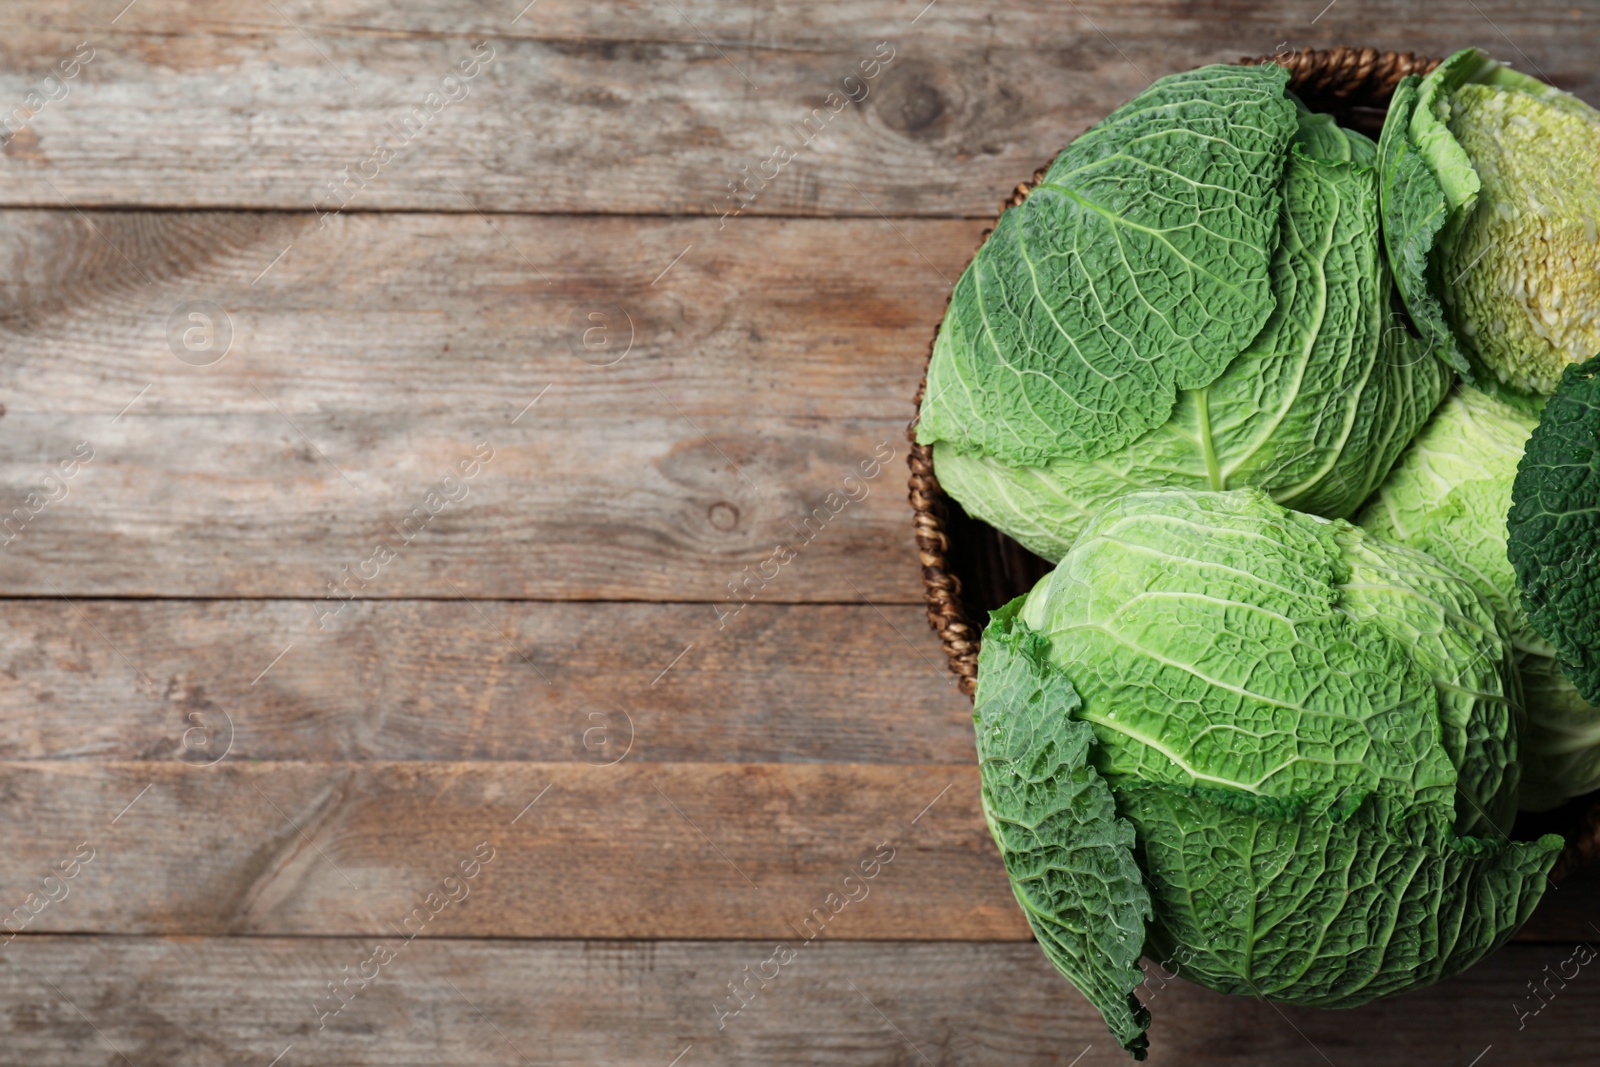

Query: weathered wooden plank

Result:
[0,760,1024,939]
[0,211,967,420]
[0,599,969,762]
[22,0,1592,46]
[10,0,1591,53]
[0,2,1591,214]
[2,936,1595,1066]
[0,211,979,599]
[0,411,920,599]
[1,761,1592,942]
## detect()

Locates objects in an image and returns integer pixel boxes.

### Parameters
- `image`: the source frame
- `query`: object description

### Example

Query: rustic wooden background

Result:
[2,1,1598,1063]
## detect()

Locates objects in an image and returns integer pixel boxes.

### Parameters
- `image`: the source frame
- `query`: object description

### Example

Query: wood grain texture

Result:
[0,211,967,419]
[3,936,1596,1066]
[0,211,976,599]
[0,599,969,762]
[0,760,1025,939]
[0,410,918,599]
[0,2,1592,214]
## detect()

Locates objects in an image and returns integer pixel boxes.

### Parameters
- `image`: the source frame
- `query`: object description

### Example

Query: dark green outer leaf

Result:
[1124,786,1560,1006]
[1509,355,1600,704]
[919,64,1297,466]
[1376,74,1474,378]
[974,598,1154,1059]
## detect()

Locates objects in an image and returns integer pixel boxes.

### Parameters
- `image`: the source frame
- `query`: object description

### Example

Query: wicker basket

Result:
[905,46,1600,879]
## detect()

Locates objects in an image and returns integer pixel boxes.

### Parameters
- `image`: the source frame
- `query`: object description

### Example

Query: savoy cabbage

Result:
[977,489,1562,1058]
[923,75,1446,560]
[1381,49,1600,394]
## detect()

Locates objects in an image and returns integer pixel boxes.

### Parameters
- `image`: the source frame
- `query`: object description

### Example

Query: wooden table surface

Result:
[3,2,1598,1063]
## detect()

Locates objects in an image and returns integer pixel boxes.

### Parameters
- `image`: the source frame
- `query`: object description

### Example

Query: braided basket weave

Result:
[905,47,1600,878]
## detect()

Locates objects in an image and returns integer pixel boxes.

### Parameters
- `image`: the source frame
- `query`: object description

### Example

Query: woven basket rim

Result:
[905,46,1600,878]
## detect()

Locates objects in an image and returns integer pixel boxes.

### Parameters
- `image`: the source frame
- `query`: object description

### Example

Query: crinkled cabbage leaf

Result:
[918,64,1298,466]
[974,599,1153,1058]
[936,109,1446,561]
[1379,72,1474,378]
[1510,356,1600,706]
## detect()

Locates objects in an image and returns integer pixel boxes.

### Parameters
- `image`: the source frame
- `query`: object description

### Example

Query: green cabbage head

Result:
[1357,385,1600,808]
[975,488,1560,1058]
[1380,49,1600,394]
[922,67,1445,562]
